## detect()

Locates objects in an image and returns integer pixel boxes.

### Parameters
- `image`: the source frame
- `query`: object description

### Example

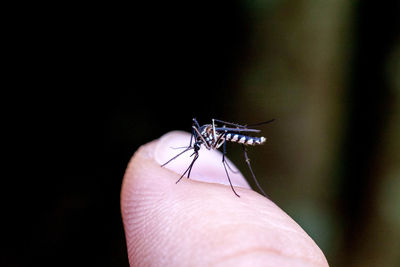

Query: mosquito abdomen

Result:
[225,133,266,145]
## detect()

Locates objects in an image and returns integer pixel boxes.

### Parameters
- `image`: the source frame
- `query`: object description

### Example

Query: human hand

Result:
[121,131,328,266]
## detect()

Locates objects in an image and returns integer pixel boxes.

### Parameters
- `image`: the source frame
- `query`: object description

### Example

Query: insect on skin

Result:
[161,118,274,197]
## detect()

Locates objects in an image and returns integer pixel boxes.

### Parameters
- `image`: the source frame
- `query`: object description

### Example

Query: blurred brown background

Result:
[235,1,400,266]
[6,1,399,266]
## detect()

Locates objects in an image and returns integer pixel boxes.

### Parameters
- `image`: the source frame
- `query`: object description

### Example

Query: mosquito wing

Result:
[214,127,261,133]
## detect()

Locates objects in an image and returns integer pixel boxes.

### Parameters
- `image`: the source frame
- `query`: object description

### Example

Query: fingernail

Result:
[154,131,251,189]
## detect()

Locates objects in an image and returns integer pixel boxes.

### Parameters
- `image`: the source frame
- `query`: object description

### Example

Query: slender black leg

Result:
[170,128,195,150]
[184,121,196,147]
[213,119,248,128]
[224,160,239,174]
[170,121,196,150]
[176,153,199,184]
[214,127,261,133]
[192,118,201,128]
[246,119,275,127]
[213,118,275,128]
[187,153,199,179]
[161,146,193,167]
[242,145,268,197]
[189,124,195,147]
[222,140,240,197]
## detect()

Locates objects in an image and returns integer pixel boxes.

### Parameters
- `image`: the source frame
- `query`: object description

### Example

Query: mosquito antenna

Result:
[246,119,275,128]
[161,146,193,167]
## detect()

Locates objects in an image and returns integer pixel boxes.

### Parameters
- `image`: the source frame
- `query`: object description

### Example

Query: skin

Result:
[121,131,329,266]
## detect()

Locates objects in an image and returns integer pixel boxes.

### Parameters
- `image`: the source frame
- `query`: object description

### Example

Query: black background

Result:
[6,2,252,266]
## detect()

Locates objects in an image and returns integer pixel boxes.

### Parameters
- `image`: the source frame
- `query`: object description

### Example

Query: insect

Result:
[161,118,274,197]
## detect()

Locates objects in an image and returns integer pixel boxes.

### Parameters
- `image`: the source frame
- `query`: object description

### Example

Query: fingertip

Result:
[121,133,329,267]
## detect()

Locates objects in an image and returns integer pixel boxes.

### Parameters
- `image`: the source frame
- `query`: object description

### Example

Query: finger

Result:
[121,131,328,267]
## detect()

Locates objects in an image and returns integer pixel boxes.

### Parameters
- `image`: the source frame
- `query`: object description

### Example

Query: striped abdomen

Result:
[225,133,266,146]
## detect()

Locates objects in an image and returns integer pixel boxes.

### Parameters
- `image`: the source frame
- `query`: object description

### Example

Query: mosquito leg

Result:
[189,123,195,147]
[161,146,193,167]
[176,153,199,184]
[187,153,199,179]
[242,145,268,197]
[192,118,201,128]
[215,130,227,148]
[213,119,275,131]
[217,132,239,173]
[222,140,240,197]
[224,160,239,174]
[214,127,260,133]
[171,122,196,149]
[212,119,217,143]
[246,119,275,127]
[213,119,247,128]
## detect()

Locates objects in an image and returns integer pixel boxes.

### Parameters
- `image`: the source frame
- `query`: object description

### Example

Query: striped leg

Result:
[222,139,240,197]
[242,145,268,197]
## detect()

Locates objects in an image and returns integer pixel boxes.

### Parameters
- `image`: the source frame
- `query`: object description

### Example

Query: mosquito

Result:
[161,118,274,197]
